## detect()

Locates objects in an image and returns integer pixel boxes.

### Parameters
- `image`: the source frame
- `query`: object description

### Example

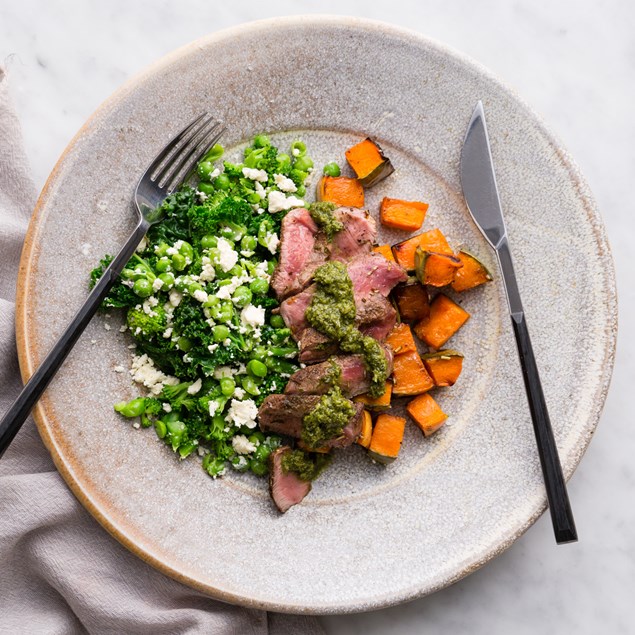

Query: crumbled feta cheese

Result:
[119,325,127,333]
[232,434,257,455]
[187,378,203,394]
[226,399,259,429]
[242,167,268,182]
[210,167,220,179]
[254,181,267,199]
[207,343,218,353]
[132,422,141,429]
[90,339,97,344]
[223,338,231,346]
[136,236,148,252]
[169,289,183,307]
[254,261,271,282]
[129,354,178,395]
[104,323,111,331]
[152,278,164,292]
[232,455,249,470]
[233,387,246,399]
[267,190,305,213]
[216,272,251,300]
[273,173,297,192]
[199,256,216,282]
[213,366,235,379]
[292,147,300,157]
[113,365,125,373]
[163,327,173,339]
[148,296,159,307]
[193,289,208,303]
[241,304,266,328]
[264,232,279,254]
[198,191,208,202]
[162,403,172,413]
[216,237,238,272]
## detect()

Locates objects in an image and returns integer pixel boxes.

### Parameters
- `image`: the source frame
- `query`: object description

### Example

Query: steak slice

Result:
[269,446,311,513]
[271,208,328,300]
[298,328,338,364]
[329,207,377,261]
[285,347,394,397]
[347,253,408,298]
[279,285,314,338]
[359,296,397,342]
[258,395,364,449]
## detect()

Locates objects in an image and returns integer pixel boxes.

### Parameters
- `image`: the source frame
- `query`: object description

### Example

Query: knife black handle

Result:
[511,312,577,544]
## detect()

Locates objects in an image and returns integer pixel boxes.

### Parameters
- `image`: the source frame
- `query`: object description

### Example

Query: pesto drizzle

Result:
[281,449,333,482]
[308,202,343,239]
[301,386,355,449]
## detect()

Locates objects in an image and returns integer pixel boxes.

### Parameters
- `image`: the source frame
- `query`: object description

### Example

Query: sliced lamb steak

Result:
[285,347,394,397]
[269,446,312,513]
[271,208,328,300]
[346,252,408,298]
[329,207,377,261]
[258,395,364,449]
[298,328,338,364]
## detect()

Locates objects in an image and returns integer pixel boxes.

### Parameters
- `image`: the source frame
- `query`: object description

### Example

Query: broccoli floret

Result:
[160,381,198,410]
[187,195,253,235]
[127,303,166,338]
[144,398,163,416]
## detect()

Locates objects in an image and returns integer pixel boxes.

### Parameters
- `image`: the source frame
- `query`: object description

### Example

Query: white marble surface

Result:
[1,0,633,632]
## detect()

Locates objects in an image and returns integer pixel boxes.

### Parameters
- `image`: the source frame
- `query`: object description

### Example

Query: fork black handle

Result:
[0,220,149,459]
[511,312,578,544]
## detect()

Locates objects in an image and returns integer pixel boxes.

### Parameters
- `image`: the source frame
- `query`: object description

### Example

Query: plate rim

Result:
[15,14,618,614]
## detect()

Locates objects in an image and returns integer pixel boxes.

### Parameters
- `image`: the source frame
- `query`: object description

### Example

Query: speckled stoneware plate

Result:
[17,16,616,613]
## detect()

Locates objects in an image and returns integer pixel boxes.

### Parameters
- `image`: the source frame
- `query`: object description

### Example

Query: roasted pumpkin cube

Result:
[391,229,452,271]
[317,175,365,208]
[380,197,429,231]
[368,413,406,464]
[450,250,493,292]
[354,382,392,411]
[345,137,394,187]
[373,244,396,263]
[414,294,470,349]
[356,410,373,449]
[391,350,434,396]
[422,350,464,386]
[386,323,417,355]
[415,247,463,287]
[406,393,448,436]
[392,282,430,323]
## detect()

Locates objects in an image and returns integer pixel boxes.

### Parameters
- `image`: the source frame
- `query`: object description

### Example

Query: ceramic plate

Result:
[17,16,616,613]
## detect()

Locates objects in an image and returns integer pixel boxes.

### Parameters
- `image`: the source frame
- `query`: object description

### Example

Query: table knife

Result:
[460,101,577,544]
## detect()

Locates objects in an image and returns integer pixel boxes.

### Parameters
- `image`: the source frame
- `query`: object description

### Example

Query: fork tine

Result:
[154,117,220,189]
[164,122,226,194]
[143,112,211,181]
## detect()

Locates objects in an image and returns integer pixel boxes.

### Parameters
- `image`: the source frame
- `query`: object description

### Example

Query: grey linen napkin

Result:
[0,68,324,635]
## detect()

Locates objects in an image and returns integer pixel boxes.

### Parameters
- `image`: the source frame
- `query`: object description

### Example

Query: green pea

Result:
[133,278,153,297]
[220,377,236,396]
[227,264,243,278]
[250,458,268,477]
[277,153,291,169]
[154,242,169,257]
[204,295,220,308]
[231,454,250,472]
[253,134,270,148]
[251,346,267,360]
[187,282,204,295]
[158,272,175,289]
[323,162,341,177]
[240,235,257,252]
[290,140,306,157]
[213,174,231,190]
[114,397,146,418]
[197,161,214,181]
[269,314,285,329]
[203,455,227,478]
[166,419,186,448]
[295,184,306,197]
[154,419,167,439]
[178,241,194,261]
[294,155,313,172]
[254,443,271,462]
[171,253,187,271]
[212,324,230,342]
[178,442,197,459]
[266,261,276,275]
[177,336,193,352]
[203,143,224,162]
[218,302,234,323]
[247,192,261,205]
[198,182,214,195]
[248,431,266,445]
[201,235,217,249]
[155,257,171,273]
[232,286,252,308]
[249,278,269,295]
[241,375,261,396]
[247,359,268,378]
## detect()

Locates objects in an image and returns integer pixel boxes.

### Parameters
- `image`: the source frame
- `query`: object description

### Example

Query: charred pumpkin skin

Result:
[415,247,463,287]
[380,197,429,231]
[392,281,430,323]
[368,413,406,464]
[391,228,452,271]
[406,393,448,436]
[414,294,470,349]
[354,382,393,411]
[356,410,373,448]
[450,250,493,292]
[345,137,395,187]
[422,349,464,386]
[317,176,365,208]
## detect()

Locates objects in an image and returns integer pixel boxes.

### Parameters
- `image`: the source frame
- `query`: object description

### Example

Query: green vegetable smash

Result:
[305,261,389,398]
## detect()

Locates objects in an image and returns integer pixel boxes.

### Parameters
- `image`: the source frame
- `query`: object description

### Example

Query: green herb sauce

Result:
[305,262,388,398]
[301,386,355,449]
[281,449,333,482]
[308,202,343,239]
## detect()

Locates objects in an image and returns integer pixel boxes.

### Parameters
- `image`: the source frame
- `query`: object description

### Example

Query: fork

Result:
[0,113,224,458]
